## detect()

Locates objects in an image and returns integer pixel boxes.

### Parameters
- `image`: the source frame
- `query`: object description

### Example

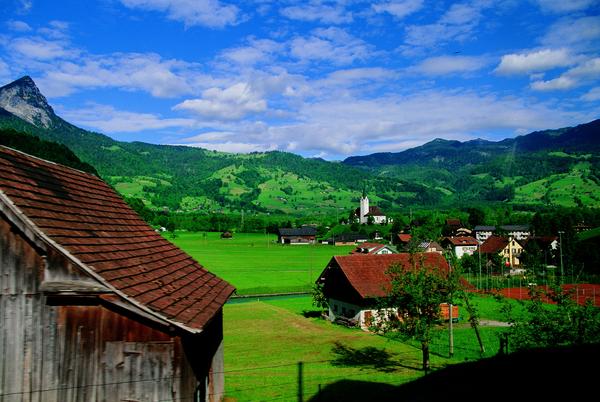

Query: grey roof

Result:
[473,225,496,231]
[500,225,530,231]
[278,227,317,236]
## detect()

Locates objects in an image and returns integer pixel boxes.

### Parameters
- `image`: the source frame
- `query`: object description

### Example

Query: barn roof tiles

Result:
[329,253,450,299]
[0,145,234,333]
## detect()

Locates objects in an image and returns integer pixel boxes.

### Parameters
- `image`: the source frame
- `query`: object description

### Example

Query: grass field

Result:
[222,295,507,401]
[168,232,355,295]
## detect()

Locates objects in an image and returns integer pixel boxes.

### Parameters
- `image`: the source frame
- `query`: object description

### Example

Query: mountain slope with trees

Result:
[0,76,598,215]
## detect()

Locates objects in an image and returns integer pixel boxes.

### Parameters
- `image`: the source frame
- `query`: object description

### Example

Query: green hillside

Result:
[1,76,598,215]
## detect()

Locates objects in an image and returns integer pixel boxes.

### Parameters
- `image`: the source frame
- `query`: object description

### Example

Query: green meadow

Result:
[168,232,355,295]
[169,233,524,401]
[222,296,507,402]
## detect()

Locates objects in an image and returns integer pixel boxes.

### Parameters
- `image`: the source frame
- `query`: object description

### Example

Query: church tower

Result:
[359,186,369,224]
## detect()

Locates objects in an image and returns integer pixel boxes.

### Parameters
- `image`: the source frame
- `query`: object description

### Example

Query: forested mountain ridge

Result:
[0,75,598,214]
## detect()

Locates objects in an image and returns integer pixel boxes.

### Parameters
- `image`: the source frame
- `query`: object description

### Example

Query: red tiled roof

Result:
[0,146,234,332]
[480,235,509,254]
[332,253,450,298]
[445,236,478,246]
[397,233,412,243]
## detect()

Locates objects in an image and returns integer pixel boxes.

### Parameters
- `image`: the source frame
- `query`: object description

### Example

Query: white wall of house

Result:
[328,298,362,322]
[475,231,493,242]
[455,245,477,259]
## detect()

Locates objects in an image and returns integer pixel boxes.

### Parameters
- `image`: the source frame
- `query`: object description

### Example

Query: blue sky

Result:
[1,0,599,160]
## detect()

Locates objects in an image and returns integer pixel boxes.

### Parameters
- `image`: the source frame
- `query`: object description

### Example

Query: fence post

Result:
[298,361,304,402]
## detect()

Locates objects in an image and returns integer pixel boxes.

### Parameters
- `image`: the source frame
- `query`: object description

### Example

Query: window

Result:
[333,304,338,312]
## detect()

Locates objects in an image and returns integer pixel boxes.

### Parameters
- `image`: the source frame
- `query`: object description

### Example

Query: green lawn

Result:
[168,232,355,295]
[222,295,506,401]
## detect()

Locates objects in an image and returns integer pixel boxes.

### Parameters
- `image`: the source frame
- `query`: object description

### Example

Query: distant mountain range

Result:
[1,76,599,215]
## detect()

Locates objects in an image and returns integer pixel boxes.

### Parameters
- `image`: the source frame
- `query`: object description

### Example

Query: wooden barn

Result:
[0,146,235,402]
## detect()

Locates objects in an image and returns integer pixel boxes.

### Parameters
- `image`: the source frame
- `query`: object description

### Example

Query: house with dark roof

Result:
[323,232,369,245]
[0,146,234,402]
[277,226,317,244]
[316,253,453,330]
[473,225,496,242]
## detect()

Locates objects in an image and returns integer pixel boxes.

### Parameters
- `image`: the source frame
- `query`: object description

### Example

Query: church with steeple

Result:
[355,187,388,224]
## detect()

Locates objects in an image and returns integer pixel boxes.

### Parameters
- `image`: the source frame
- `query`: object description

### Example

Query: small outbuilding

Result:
[0,146,235,402]
[277,227,317,244]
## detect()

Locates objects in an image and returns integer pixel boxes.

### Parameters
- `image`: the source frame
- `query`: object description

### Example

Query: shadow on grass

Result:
[330,341,417,372]
[309,343,600,402]
[302,309,323,318]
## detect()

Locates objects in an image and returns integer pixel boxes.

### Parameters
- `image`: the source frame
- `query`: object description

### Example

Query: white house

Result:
[442,236,479,259]
[316,253,451,330]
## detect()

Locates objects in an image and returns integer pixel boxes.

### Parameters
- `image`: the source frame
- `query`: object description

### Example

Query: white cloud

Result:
[535,0,599,13]
[178,135,278,153]
[530,76,577,91]
[531,57,600,91]
[120,0,240,28]
[10,37,78,60]
[6,20,31,32]
[173,82,267,120]
[57,103,195,133]
[411,55,487,75]
[543,16,600,51]
[372,0,423,19]
[495,48,576,75]
[280,3,353,24]
[16,0,32,14]
[35,53,213,98]
[581,87,600,101]
[403,2,486,49]
[290,27,372,65]
[191,89,591,158]
[219,38,283,67]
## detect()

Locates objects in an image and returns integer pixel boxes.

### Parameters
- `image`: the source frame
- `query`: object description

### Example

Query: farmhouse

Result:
[323,232,369,245]
[473,225,496,242]
[277,226,317,244]
[350,242,396,255]
[480,235,525,268]
[442,236,479,259]
[0,146,235,402]
[316,253,451,330]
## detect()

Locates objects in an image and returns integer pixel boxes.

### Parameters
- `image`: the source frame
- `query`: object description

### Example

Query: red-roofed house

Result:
[395,233,412,250]
[480,235,524,268]
[350,242,396,255]
[0,146,235,402]
[316,253,451,330]
[442,236,479,258]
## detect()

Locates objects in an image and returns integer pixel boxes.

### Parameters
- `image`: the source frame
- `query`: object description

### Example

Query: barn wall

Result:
[0,218,212,402]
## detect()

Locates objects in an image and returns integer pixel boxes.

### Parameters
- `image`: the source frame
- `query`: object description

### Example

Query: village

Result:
[1,145,599,402]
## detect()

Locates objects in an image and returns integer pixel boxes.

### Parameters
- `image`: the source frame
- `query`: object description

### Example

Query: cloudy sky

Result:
[1,0,599,160]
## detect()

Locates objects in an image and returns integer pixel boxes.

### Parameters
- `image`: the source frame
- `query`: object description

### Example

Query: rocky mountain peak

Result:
[0,76,55,129]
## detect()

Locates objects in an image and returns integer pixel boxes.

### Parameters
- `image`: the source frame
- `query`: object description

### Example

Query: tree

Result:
[374,258,459,372]
[499,285,600,351]
[311,282,328,312]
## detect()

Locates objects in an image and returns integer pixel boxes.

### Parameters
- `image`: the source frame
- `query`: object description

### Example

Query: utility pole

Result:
[449,303,454,357]
[558,230,564,283]
[478,243,482,290]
